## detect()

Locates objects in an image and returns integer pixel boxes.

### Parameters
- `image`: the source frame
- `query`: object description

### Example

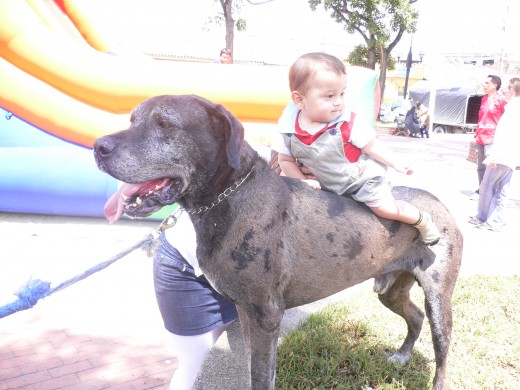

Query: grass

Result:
[275,275,520,389]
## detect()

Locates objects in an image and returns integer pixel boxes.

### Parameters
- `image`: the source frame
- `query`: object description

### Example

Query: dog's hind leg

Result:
[418,275,455,390]
[377,272,425,366]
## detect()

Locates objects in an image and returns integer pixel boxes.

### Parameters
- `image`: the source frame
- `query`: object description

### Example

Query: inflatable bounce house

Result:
[0,0,378,219]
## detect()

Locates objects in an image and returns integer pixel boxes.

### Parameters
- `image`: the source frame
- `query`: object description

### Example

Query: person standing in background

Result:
[215,48,232,64]
[470,75,507,200]
[468,77,520,231]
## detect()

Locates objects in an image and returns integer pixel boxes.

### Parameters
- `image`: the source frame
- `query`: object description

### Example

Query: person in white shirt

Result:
[469,78,520,231]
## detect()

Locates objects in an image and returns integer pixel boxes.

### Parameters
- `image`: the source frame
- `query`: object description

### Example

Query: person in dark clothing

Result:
[404,101,421,137]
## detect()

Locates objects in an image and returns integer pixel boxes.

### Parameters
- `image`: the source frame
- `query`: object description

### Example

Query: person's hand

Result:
[403,166,414,175]
[299,165,316,180]
[488,162,497,169]
[302,179,321,189]
[393,164,414,175]
[294,158,317,180]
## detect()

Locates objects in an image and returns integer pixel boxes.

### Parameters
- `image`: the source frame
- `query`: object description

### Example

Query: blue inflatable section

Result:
[0,106,118,217]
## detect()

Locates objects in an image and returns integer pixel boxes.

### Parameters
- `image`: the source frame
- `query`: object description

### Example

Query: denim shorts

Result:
[153,234,238,336]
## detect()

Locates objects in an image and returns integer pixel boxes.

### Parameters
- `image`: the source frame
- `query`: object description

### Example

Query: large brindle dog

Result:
[94,95,462,389]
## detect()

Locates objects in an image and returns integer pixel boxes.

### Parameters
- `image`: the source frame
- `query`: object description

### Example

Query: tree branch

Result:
[330,4,370,43]
[245,0,275,4]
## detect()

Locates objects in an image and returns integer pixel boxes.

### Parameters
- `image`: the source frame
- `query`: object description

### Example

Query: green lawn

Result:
[276,275,520,389]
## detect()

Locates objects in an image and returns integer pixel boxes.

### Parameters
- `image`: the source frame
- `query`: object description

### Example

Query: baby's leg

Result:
[370,199,420,224]
[168,322,233,390]
[370,200,440,245]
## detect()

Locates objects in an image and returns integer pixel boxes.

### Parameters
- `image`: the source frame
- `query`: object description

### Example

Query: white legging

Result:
[168,322,234,390]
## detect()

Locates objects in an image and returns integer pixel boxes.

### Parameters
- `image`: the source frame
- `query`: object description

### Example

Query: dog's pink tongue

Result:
[104,180,166,224]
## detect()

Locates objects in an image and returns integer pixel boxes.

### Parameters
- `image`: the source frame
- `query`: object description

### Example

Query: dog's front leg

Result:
[239,306,283,390]
[236,306,252,388]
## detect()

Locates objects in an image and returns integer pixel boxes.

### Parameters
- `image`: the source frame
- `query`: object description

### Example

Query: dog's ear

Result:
[214,104,244,170]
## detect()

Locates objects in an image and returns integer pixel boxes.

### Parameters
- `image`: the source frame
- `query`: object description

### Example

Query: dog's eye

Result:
[158,119,171,129]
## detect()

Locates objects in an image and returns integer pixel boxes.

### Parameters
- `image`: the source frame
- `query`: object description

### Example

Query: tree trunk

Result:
[367,47,376,70]
[222,0,234,63]
[378,46,389,113]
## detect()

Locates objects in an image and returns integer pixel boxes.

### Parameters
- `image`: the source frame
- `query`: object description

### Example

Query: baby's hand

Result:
[394,165,413,175]
[302,179,321,189]
[402,166,413,175]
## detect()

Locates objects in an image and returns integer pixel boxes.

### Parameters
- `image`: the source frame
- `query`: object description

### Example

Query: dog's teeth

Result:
[121,194,130,201]
[136,197,142,205]
[155,185,162,190]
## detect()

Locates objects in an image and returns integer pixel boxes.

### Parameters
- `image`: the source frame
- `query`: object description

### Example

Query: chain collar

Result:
[187,166,254,215]
[153,166,254,235]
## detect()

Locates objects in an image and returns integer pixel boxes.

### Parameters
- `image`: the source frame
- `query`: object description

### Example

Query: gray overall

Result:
[282,121,393,207]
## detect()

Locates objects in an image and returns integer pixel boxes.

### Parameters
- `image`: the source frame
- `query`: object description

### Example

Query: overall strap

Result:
[339,112,362,163]
[292,111,362,163]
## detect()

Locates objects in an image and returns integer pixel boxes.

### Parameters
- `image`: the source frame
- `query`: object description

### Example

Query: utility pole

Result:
[499,0,509,74]
[403,38,413,99]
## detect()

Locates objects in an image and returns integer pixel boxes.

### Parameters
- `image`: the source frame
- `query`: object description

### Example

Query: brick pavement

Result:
[0,216,175,389]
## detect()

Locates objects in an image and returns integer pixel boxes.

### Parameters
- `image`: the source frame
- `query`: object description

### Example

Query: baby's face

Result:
[299,69,347,128]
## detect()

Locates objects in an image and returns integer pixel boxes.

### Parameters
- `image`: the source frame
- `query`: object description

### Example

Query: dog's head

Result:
[94,94,244,223]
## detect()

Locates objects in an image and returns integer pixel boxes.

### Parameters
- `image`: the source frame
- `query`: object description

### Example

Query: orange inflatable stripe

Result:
[25,0,86,44]
[53,0,114,52]
[0,0,377,149]
[0,57,130,148]
[0,1,289,118]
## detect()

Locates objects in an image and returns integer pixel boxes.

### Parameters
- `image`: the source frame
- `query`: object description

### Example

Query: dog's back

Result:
[205,152,461,310]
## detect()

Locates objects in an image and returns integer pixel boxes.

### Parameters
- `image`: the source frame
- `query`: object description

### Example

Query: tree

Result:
[347,44,396,70]
[208,0,246,62]
[309,0,419,104]
[210,0,274,63]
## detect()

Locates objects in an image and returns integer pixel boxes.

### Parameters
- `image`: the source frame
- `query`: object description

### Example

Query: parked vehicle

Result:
[379,97,411,123]
[409,80,484,134]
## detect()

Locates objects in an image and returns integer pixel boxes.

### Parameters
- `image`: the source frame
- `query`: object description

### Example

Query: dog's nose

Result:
[94,136,116,156]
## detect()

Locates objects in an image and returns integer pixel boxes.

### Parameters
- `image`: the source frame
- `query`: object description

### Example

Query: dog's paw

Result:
[388,351,410,366]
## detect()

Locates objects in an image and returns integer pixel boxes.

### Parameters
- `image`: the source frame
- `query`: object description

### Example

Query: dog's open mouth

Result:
[104,178,179,223]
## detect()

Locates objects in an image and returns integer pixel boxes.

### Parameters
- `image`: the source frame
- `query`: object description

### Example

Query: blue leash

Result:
[0,233,154,319]
[0,208,183,319]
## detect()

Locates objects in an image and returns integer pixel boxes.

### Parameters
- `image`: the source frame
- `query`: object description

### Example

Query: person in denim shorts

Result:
[154,210,237,390]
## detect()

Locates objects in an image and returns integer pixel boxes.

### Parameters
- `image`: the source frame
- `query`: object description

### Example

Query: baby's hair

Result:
[289,52,346,93]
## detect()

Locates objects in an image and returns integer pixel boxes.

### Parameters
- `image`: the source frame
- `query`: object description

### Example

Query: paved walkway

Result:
[1,134,519,389]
